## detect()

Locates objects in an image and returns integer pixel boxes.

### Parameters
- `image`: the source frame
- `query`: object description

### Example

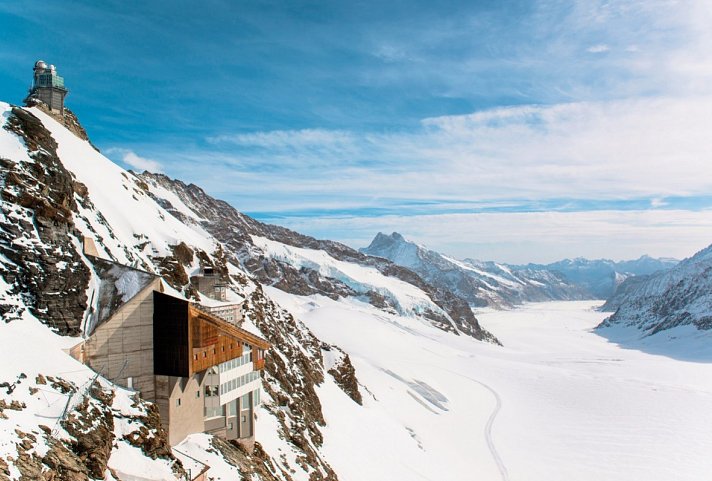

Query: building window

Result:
[176,398,181,407]
[127,377,133,389]
[196,390,200,398]
[193,354,198,361]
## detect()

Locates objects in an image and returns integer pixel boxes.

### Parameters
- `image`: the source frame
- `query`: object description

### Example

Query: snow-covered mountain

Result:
[522,256,678,299]
[0,101,500,480]
[598,244,712,336]
[361,232,591,308]
[2,100,712,481]
[137,175,496,343]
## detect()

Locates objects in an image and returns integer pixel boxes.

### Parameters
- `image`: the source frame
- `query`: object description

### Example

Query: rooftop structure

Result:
[193,266,228,302]
[26,60,68,114]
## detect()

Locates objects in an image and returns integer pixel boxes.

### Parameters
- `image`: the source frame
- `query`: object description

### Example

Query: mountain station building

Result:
[70,251,269,447]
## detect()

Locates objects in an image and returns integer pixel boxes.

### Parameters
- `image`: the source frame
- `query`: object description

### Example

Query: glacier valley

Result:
[268,296,712,481]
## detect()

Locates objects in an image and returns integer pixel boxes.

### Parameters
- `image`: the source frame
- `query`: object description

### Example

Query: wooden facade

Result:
[153,291,269,378]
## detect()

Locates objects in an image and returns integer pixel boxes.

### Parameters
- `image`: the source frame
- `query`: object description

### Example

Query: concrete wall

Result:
[83,280,160,399]
[156,374,207,446]
[34,87,65,113]
[239,392,254,439]
[204,304,241,325]
[196,276,226,301]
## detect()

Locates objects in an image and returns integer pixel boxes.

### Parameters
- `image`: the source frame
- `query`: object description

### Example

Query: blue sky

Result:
[2,0,712,263]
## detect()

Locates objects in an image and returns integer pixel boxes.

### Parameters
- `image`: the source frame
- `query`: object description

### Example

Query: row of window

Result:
[218,349,253,373]
[219,370,260,395]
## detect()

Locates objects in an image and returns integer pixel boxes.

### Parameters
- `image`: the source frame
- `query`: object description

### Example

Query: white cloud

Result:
[587,44,610,53]
[106,148,162,173]
[199,96,712,204]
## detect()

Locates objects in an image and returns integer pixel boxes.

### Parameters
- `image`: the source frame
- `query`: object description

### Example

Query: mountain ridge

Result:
[0,101,501,480]
[362,231,679,308]
[598,243,712,336]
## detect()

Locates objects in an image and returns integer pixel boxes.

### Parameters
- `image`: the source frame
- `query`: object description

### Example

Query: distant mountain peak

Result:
[362,232,591,308]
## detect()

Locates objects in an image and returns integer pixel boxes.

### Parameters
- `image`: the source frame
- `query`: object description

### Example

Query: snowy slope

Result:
[4,100,709,481]
[139,173,498,342]
[0,102,497,480]
[251,235,449,320]
[362,232,590,308]
[0,103,338,480]
[598,243,712,345]
[30,106,215,267]
[266,291,712,481]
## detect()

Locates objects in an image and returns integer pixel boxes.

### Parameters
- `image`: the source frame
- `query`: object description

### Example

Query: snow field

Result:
[267,292,712,481]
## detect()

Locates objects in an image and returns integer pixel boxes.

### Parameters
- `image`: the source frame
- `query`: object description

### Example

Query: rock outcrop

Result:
[0,107,90,335]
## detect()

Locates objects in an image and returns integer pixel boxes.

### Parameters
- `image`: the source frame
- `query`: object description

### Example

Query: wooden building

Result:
[72,259,269,447]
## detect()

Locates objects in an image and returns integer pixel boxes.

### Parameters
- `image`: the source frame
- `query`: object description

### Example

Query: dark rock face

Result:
[323,344,363,405]
[121,398,176,461]
[62,388,115,479]
[138,173,498,343]
[0,107,90,335]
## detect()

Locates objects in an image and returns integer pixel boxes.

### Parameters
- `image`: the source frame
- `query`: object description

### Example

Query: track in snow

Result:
[444,369,510,481]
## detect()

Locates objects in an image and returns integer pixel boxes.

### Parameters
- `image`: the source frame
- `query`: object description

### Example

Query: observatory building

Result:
[27,60,68,114]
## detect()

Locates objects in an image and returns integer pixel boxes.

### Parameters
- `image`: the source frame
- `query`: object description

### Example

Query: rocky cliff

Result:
[598,244,712,335]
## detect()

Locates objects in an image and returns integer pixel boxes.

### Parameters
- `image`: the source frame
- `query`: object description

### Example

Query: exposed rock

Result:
[171,242,194,265]
[40,437,91,481]
[243,286,338,479]
[152,254,189,290]
[62,395,114,478]
[0,107,90,336]
[122,401,175,461]
[0,456,9,481]
[210,437,294,481]
[325,347,362,405]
